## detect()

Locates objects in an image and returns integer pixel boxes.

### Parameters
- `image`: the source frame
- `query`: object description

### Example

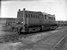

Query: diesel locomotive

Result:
[11,8,58,33]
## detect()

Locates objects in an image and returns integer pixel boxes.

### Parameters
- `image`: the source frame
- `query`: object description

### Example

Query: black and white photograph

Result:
[0,0,67,50]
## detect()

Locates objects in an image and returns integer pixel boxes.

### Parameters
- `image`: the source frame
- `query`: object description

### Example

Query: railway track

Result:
[25,27,67,50]
[53,35,67,50]
[0,26,67,50]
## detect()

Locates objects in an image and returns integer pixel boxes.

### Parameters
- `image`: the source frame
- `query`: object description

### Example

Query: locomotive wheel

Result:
[28,27,41,32]
[40,26,45,31]
[25,28,29,33]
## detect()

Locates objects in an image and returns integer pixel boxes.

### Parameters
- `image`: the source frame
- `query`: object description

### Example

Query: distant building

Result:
[0,18,16,27]
[56,21,67,26]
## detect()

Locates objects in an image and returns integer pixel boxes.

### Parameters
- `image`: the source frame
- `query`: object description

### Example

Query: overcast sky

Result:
[1,0,67,21]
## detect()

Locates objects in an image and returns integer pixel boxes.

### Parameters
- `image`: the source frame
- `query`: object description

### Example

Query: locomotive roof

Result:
[18,9,42,14]
[42,12,48,15]
[42,12,55,17]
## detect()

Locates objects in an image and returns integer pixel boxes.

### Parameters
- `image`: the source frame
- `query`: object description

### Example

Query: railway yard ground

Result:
[0,26,67,50]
